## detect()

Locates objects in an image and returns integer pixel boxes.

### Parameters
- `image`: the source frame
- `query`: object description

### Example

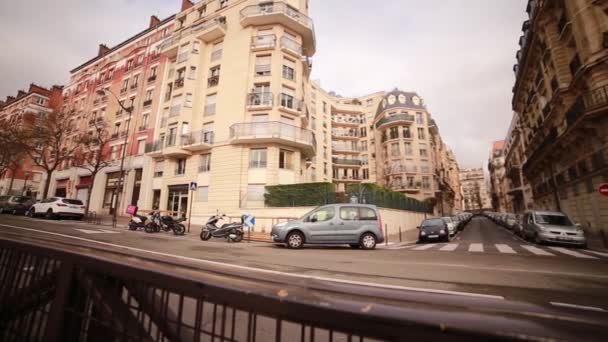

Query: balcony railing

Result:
[240,2,314,31]
[230,121,316,155]
[208,75,220,87]
[181,130,214,147]
[375,114,415,128]
[332,144,361,153]
[280,36,303,55]
[251,34,276,49]
[174,78,185,89]
[247,92,274,107]
[332,158,362,166]
[169,105,181,117]
[279,94,302,112]
[145,140,163,153]
[583,84,608,111]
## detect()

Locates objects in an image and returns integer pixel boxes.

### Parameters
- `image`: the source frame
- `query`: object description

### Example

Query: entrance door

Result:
[76,188,89,205]
[167,185,189,217]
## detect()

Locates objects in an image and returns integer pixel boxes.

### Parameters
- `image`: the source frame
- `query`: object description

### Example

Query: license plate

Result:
[556,236,572,241]
[70,206,78,209]
[428,235,439,238]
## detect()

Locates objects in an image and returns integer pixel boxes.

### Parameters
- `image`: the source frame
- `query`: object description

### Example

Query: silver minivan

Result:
[270,204,385,250]
[522,210,587,248]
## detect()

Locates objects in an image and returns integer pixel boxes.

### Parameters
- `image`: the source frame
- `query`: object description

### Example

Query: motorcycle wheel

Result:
[128,222,138,231]
[144,223,157,233]
[200,230,212,241]
[173,224,186,236]
[232,231,244,243]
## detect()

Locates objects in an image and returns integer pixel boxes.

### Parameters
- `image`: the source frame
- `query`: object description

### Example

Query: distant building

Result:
[460,168,491,211]
[488,140,507,212]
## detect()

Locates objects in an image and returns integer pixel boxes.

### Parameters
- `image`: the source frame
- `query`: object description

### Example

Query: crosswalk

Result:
[389,242,607,259]
[73,228,121,235]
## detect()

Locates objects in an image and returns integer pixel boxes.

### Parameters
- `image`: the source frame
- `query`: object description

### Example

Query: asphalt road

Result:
[1,214,607,314]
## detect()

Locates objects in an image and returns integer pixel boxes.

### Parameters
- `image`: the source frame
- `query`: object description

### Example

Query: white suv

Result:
[27,197,85,220]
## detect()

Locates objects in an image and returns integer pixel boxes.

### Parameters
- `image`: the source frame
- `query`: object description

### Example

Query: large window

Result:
[205,94,217,116]
[279,149,293,169]
[282,57,296,80]
[417,127,426,140]
[196,186,209,202]
[175,159,186,175]
[199,154,211,173]
[255,55,271,76]
[390,143,400,157]
[249,148,267,168]
[340,207,359,221]
[154,161,164,177]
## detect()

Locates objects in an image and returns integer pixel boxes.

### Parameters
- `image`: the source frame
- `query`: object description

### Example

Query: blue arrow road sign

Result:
[243,215,256,227]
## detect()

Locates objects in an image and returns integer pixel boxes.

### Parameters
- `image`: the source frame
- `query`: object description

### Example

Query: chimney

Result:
[181,0,194,11]
[6,96,15,103]
[0,101,5,107]
[149,15,161,28]
[17,90,27,98]
[98,44,110,57]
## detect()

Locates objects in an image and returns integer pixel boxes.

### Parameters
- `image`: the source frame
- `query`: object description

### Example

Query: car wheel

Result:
[27,208,35,217]
[442,235,450,243]
[534,233,543,245]
[359,233,377,250]
[45,209,55,220]
[286,231,304,249]
[11,209,17,215]
[0,207,4,214]
[349,244,360,249]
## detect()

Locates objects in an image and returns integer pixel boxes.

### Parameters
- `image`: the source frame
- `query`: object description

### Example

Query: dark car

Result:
[417,218,449,243]
[0,195,12,212]
[1,196,37,215]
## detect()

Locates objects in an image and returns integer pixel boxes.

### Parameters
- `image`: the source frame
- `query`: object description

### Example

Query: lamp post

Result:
[96,89,133,228]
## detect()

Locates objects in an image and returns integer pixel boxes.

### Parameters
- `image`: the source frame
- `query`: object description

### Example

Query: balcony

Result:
[333,176,362,183]
[251,34,276,51]
[208,76,220,88]
[145,141,164,157]
[246,92,273,110]
[332,118,361,127]
[143,99,153,107]
[278,95,302,114]
[163,135,191,158]
[181,131,214,152]
[159,35,181,58]
[192,17,227,43]
[331,130,359,140]
[392,182,422,193]
[332,144,361,154]
[240,2,315,56]
[332,158,362,167]
[280,36,303,57]
[375,114,415,129]
[174,78,185,89]
[230,121,316,157]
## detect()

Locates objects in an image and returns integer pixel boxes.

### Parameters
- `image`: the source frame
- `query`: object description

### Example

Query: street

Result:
[1,214,607,313]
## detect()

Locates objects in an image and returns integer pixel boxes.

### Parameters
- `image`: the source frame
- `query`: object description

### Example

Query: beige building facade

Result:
[510,0,608,234]
[460,168,491,211]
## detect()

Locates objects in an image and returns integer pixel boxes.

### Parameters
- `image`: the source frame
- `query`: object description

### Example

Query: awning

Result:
[55,179,68,188]
[76,175,92,189]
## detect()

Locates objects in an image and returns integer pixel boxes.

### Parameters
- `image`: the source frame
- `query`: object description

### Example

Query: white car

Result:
[27,197,85,220]
[441,217,456,236]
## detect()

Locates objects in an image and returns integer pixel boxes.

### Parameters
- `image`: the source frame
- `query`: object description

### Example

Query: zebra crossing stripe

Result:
[495,244,516,254]
[585,250,608,258]
[468,243,483,252]
[99,229,121,234]
[74,229,100,234]
[520,245,555,256]
[548,247,598,259]
[412,244,436,251]
[439,243,458,251]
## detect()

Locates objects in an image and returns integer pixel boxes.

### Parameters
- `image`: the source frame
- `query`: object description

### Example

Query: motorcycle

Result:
[144,211,186,236]
[128,212,152,231]
[200,214,245,242]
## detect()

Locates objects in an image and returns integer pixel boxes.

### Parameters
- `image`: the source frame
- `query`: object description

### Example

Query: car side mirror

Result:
[416,226,421,229]
[310,216,318,223]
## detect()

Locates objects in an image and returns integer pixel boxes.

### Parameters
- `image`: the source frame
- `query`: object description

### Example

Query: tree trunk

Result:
[7,170,15,195]
[84,171,98,217]
[41,170,52,200]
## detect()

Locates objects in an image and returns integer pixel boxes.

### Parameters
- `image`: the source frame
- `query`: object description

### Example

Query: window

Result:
[121,79,129,92]
[192,41,201,54]
[249,148,267,168]
[188,66,197,80]
[167,126,177,146]
[389,127,399,140]
[185,93,193,108]
[211,41,223,61]
[420,148,428,157]
[359,207,377,220]
[145,90,153,104]
[137,139,146,155]
[403,126,412,138]
[282,58,295,80]
[322,101,327,114]
[197,186,209,202]
[306,206,335,222]
[246,184,265,202]
[132,74,140,88]
[422,176,431,189]
[182,122,190,135]
[208,66,220,87]
[255,55,271,76]
[219,0,229,9]
[199,154,211,172]
[416,112,424,124]
[404,142,413,155]
[198,5,207,18]
[175,159,186,175]
[417,127,426,140]
[126,59,133,71]
[205,94,217,116]
[280,86,296,109]
[279,149,293,169]
[391,143,400,157]
[363,169,369,180]
[141,114,149,129]
[110,145,118,160]
[324,162,328,175]
[113,123,120,134]
[340,207,359,221]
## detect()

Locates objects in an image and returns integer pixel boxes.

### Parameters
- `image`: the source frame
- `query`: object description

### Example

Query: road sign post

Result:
[188,182,197,233]
[599,184,608,197]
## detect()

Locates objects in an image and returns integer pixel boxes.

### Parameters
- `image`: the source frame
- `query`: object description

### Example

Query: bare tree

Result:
[0,120,29,194]
[22,111,79,199]
[74,119,113,216]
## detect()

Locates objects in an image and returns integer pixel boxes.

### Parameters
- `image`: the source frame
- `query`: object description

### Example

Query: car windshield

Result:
[15,197,33,203]
[422,218,444,227]
[441,217,452,223]
[62,199,83,205]
[534,214,573,226]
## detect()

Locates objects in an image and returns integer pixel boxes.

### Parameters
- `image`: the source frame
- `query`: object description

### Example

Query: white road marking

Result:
[521,245,555,256]
[585,250,608,258]
[550,302,607,312]
[74,229,102,234]
[548,247,598,259]
[0,223,505,300]
[495,244,516,254]
[468,243,483,252]
[412,244,436,250]
[99,229,121,234]
[393,244,416,250]
[439,243,458,251]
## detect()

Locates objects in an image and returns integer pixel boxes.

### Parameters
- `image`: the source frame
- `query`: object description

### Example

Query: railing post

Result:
[399,226,402,242]
[44,262,74,342]
[384,224,388,246]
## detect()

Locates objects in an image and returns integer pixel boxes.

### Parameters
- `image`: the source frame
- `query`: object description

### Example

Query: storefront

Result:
[167,184,189,218]
[131,169,143,206]
[76,175,92,205]
[103,172,121,214]
[55,179,68,198]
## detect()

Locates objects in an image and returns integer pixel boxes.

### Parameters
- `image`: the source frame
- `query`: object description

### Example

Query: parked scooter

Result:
[200,214,244,242]
[128,212,153,231]
[144,211,186,235]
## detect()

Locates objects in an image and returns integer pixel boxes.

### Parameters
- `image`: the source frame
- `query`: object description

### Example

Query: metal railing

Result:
[208,75,220,87]
[278,94,302,112]
[251,34,276,49]
[230,121,315,145]
[332,158,362,166]
[280,36,303,55]
[240,2,314,30]
[192,17,227,35]
[247,92,274,107]
[181,130,214,146]
[145,140,163,153]
[375,114,415,128]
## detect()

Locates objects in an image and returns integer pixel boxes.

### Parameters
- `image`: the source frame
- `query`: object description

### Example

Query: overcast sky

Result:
[0,0,527,168]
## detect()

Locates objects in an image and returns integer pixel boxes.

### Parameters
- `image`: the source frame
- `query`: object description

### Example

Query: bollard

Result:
[385,223,388,246]
[399,226,402,242]
[248,226,251,243]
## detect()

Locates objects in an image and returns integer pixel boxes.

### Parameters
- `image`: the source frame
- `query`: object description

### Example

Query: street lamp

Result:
[96,89,134,227]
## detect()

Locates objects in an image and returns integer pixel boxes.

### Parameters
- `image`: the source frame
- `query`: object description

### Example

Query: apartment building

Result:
[503,114,533,213]
[510,0,608,232]
[460,168,491,211]
[51,14,175,214]
[488,140,508,212]
[0,84,63,197]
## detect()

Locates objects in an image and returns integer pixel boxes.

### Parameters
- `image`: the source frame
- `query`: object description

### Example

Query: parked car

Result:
[512,214,525,237]
[418,218,449,243]
[0,195,12,211]
[502,213,518,230]
[441,217,456,236]
[27,197,85,220]
[270,204,384,250]
[522,210,587,248]
[0,196,37,215]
